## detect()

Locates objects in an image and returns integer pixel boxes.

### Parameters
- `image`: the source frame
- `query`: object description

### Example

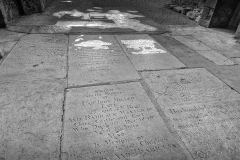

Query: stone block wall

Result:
[20,0,52,14]
[0,0,20,24]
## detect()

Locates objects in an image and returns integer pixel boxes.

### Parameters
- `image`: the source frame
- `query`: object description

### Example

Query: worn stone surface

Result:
[62,82,190,160]
[0,41,17,58]
[142,68,240,160]
[116,34,185,70]
[0,34,67,159]
[1,34,68,79]
[0,76,64,160]
[68,35,139,87]
[178,29,240,58]
[173,35,235,66]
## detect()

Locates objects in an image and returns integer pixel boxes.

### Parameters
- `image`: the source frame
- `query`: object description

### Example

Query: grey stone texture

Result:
[116,34,185,70]
[0,34,67,159]
[142,68,240,160]
[62,82,190,160]
[68,35,140,87]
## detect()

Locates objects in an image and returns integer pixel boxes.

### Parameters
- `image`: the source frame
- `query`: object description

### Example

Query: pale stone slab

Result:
[0,75,65,160]
[116,34,185,70]
[68,35,140,86]
[62,82,190,160]
[142,68,240,160]
[0,34,68,79]
[173,35,235,65]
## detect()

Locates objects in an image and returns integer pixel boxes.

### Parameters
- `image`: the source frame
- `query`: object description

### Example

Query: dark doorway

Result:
[211,0,239,30]
[0,10,6,28]
[14,0,25,15]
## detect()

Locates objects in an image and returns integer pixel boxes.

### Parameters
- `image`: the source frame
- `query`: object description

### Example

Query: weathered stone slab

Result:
[173,35,235,65]
[142,68,240,160]
[68,35,140,86]
[62,82,190,160]
[0,34,68,79]
[191,31,240,58]
[0,29,25,43]
[116,34,185,70]
[0,74,65,160]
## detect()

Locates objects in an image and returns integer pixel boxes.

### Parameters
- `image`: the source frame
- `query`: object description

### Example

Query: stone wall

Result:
[20,0,51,14]
[0,0,20,24]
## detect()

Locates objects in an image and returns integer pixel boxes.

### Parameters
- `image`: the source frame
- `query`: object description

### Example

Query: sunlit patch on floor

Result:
[121,39,167,54]
[53,9,157,31]
[61,0,72,2]
[73,36,112,50]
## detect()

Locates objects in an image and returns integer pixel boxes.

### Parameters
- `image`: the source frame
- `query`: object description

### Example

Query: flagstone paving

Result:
[1,0,240,160]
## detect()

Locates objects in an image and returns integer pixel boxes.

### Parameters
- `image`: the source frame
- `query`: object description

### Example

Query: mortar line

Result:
[67,79,141,89]
[59,88,67,160]
[59,35,70,160]
[139,77,195,160]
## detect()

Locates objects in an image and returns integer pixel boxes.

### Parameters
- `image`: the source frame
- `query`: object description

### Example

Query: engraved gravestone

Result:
[142,68,240,160]
[68,35,139,86]
[62,82,190,160]
[116,34,185,70]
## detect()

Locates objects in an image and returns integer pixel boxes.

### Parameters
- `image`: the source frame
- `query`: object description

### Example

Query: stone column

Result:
[0,0,20,24]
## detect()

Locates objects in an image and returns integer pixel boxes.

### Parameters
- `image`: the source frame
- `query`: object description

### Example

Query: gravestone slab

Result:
[0,34,68,79]
[173,35,235,66]
[0,75,65,160]
[116,34,185,70]
[142,68,240,160]
[62,82,190,160]
[68,35,140,86]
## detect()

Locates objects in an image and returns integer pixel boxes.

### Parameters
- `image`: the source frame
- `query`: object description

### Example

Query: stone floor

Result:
[1,0,240,160]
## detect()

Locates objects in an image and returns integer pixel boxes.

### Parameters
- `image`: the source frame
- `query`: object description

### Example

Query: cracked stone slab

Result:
[116,34,185,70]
[0,74,65,160]
[68,35,140,87]
[142,68,240,160]
[173,35,235,66]
[0,34,68,79]
[62,82,191,160]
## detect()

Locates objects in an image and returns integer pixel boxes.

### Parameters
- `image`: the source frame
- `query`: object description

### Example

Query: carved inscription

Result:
[63,83,188,160]
[68,35,139,86]
[142,68,240,160]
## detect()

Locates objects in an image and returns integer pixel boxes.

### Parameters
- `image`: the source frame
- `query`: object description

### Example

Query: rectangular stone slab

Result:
[142,68,240,160]
[0,75,65,160]
[68,35,140,86]
[62,82,190,160]
[116,34,185,70]
[173,35,235,66]
[0,34,68,79]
